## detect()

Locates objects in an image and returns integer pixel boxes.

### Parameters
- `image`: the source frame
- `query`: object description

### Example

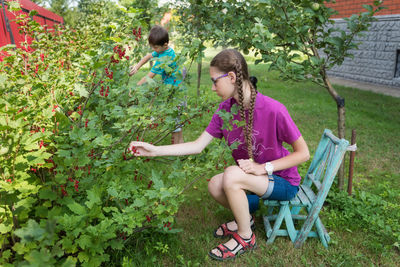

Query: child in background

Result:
[129,25,184,144]
[129,49,310,261]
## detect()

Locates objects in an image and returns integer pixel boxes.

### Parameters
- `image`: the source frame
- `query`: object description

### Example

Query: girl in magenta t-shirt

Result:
[129,49,310,261]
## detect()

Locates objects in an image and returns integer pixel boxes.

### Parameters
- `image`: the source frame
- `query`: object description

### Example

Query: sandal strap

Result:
[214,216,256,238]
[216,244,235,259]
[220,223,233,235]
[232,232,256,251]
[209,233,256,261]
[232,232,250,249]
[215,221,235,237]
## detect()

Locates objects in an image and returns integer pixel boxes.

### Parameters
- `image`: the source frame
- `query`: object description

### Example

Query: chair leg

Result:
[284,207,298,242]
[267,206,274,216]
[315,217,329,248]
[294,208,320,248]
[263,205,276,238]
[266,203,289,245]
[263,215,273,238]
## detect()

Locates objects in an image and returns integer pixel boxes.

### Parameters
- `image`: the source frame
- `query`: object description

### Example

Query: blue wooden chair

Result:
[262,129,350,248]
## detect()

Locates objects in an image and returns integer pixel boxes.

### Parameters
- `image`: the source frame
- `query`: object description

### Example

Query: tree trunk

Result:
[323,73,346,190]
[197,59,202,97]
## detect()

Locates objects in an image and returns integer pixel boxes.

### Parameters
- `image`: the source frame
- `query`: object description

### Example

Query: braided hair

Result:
[210,49,258,160]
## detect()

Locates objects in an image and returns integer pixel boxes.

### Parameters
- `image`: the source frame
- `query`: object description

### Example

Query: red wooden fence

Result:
[0,0,63,49]
[325,0,400,18]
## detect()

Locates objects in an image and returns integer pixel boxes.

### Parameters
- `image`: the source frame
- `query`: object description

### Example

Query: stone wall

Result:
[326,15,400,88]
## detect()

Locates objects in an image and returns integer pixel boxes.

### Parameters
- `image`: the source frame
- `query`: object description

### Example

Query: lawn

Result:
[125,48,400,266]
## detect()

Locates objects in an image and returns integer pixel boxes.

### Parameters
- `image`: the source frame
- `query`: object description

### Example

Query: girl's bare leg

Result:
[208,173,230,209]
[210,166,270,256]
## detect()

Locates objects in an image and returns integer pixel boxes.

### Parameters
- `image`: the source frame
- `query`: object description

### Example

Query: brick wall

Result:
[325,0,400,18]
[325,15,400,88]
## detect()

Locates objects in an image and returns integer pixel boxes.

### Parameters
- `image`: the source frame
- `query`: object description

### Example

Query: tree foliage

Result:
[174,0,384,187]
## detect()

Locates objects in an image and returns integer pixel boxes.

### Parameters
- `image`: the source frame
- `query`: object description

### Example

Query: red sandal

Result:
[213,215,255,238]
[208,232,257,261]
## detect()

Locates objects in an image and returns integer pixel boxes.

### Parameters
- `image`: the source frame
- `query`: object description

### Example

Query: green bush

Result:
[0,1,217,265]
[325,178,400,253]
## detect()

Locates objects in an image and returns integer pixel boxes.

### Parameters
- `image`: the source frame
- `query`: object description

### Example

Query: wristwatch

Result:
[264,162,274,176]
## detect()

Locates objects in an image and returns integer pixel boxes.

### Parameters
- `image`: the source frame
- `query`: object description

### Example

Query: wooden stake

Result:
[347,129,356,195]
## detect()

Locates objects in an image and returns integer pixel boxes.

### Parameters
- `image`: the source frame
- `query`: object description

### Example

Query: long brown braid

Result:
[210,49,258,160]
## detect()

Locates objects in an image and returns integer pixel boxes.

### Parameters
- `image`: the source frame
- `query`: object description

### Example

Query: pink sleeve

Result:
[276,106,301,144]
[205,108,224,139]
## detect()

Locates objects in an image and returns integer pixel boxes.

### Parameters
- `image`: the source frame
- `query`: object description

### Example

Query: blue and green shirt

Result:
[151,47,181,86]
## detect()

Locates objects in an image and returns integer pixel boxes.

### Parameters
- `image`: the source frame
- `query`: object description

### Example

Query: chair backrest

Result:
[302,129,349,203]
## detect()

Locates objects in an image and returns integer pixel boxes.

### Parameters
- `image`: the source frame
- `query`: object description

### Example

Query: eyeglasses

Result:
[211,73,228,85]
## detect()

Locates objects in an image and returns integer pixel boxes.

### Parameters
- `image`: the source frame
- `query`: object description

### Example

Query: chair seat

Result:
[263,184,316,207]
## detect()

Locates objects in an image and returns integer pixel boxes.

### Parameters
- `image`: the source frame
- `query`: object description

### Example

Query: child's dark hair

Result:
[148,25,169,46]
[210,49,257,160]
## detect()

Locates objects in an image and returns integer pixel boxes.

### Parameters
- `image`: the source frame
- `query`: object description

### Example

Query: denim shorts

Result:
[261,174,299,201]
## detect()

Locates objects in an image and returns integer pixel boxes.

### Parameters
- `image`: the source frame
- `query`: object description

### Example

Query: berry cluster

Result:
[132,27,142,41]
[148,122,159,129]
[105,67,113,79]
[99,85,109,97]
[77,105,82,115]
[163,222,172,230]
[60,185,67,196]
[111,45,129,64]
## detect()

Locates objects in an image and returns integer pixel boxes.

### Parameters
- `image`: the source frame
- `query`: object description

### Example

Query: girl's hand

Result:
[129,141,157,157]
[129,65,138,76]
[238,159,266,176]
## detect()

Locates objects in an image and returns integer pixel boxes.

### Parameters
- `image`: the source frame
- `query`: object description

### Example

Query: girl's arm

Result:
[238,136,310,175]
[129,131,214,157]
[137,72,156,86]
[129,53,153,76]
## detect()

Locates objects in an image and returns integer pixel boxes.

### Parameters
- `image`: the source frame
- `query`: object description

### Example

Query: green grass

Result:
[125,49,400,266]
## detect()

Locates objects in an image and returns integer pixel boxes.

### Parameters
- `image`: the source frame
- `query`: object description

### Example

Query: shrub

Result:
[325,179,400,253]
[0,1,214,265]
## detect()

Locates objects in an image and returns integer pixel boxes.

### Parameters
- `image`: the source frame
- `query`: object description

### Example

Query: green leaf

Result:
[39,188,57,201]
[9,1,21,11]
[145,76,157,86]
[77,234,92,249]
[58,149,71,158]
[132,198,145,207]
[61,256,77,267]
[0,223,13,234]
[29,10,38,16]
[0,74,7,88]
[0,145,8,155]
[78,156,90,167]
[85,189,101,209]
[74,83,89,98]
[362,4,373,12]
[110,37,122,42]
[78,251,90,263]
[107,188,118,198]
[14,219,45,243]
[67,202,86,215]
[25,150,52,165]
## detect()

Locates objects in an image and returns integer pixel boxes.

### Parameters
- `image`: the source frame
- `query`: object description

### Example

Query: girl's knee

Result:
[208,174,222,195]
[222,166,244,189]
[224,165,242,176]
